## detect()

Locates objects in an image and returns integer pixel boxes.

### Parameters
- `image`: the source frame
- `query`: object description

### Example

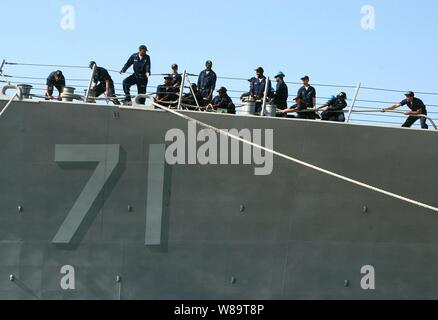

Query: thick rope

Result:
[146,99,438,213]
[0,93,18,118]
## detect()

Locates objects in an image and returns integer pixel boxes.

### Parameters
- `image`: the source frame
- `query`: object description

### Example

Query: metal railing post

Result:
[85,64,96,103]
[346,82,361,123]
[185,75,201,109]
[261,77,270,116]
[0,92,18,118]
[0,59,5,76]
[177,70,186,110]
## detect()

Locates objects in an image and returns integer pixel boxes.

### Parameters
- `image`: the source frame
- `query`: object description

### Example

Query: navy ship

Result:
[1,61,438,300]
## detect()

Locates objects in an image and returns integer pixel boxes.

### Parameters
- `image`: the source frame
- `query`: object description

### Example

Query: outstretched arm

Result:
[382,103,401,112]
[280,107,298,114]
[45,85,53,99]
[318,103,329,111]
[120,55,134,74]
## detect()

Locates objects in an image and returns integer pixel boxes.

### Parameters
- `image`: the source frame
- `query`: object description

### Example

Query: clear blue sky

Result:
[1,0,438,126]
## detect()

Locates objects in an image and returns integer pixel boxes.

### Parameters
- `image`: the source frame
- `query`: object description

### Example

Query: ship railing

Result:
[349,109,437,129]
[2,60,438,130]
[1,81,437,131]
[305,108,438,130]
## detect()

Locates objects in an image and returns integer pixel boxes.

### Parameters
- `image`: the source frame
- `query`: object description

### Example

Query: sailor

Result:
[278,96,312,119]
[318,92,348,122]
[154,75,178,107]
[381,91,429,129]
[119,45,151,105]
[273,71,288,110]
[88,61,120,105]
[297,75,319,119]
[197,60,217,102]
[45,70,65,100]
[182,83,206,110]
[250,67,272,114]
[240,77,257,101]
[171,64,182,92]
[209,87,236,114]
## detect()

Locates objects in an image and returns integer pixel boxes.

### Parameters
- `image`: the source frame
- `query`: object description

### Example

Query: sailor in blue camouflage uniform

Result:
[119,45,151,104]
[197,60,217,102]
[45,70,65,100]
[273,71,288,110]
[250,67,272,114]
[210,87,236,114]
[318,92,348,122]
[382,91,429,129]
[89,61,120,105]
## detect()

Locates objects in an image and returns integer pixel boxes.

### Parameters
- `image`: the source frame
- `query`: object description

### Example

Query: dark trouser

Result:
[275,100,288,110]
[321,111,345,122]
[123,74,148,104]
[298,112,319,120]
[227,103,236,114]
[402,115,429,129]
[94,82,120,105]
[46,85,64,98]
[255,102,262,114]
[303,103,319,119]
[299,104,320,120]
[200,89,212,103]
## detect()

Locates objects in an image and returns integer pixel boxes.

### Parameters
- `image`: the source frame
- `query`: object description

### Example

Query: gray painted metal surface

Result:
[53,144,121,245]
[145,144,171,247]
[0,98,438,299]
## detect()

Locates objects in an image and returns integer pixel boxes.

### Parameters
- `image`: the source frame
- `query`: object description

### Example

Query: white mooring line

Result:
[146,99,438,214]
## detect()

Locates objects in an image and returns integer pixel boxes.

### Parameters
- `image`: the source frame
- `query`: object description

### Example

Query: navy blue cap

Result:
[337,92,347,99]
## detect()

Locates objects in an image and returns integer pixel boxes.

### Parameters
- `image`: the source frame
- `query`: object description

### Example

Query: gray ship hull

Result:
[0,98,438,300]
